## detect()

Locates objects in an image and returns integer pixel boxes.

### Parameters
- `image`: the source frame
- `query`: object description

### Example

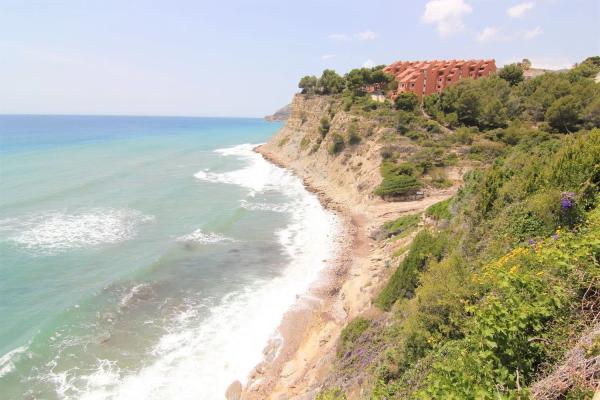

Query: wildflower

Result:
[552,233,558,240]
[560,192,575,210]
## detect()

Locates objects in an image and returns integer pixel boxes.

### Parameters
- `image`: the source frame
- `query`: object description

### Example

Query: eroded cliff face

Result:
[259,94,390,216]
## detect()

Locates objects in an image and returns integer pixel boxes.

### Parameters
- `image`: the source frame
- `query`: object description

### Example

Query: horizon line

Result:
[0,112,271,120]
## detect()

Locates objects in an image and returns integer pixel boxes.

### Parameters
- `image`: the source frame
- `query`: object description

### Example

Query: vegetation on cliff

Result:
[307,57,600,398]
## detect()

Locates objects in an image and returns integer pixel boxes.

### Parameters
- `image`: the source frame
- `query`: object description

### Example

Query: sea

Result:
[0,115,340,400]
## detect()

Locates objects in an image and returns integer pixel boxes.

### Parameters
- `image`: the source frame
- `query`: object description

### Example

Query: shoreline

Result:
[232,144,460,399]
[236,145,361,399]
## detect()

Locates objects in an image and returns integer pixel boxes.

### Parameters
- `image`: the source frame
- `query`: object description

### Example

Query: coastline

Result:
[235,144,459,399]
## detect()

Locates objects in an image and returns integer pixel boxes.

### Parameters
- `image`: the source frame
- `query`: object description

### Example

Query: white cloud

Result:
[362,59,375,68]
[477,27,500,42]
[523,26,543,39]
[321,54,336,60]
[507,2,535,18]
[328,33,349,41]
[422,0,473,36]
[356,29,378,40]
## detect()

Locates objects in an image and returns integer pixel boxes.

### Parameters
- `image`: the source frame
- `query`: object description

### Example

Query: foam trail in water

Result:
[175,229,235,245]
[0,346,30,378]
[0,208,154,255]
[73,143,340,400]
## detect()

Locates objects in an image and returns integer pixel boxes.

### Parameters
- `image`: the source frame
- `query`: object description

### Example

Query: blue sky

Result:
[0,0,598,117]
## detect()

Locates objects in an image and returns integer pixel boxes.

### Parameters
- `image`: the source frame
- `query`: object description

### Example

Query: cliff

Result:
[240,60,600,399]
[241,93,465,399]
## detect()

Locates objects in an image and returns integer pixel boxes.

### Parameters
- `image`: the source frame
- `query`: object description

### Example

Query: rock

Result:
[225,380,242,400]
[280,362,296,378]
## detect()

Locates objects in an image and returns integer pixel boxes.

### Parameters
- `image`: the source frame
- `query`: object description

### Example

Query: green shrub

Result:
[316,387,347,400]
[376,230,449,310]
[453,126,476,144]
[348,122,361,145]
[395,92,419,112]
[299,135,310,151]
[278,136,290,147]
[381,213,421,238]
[329,133,345,154]
[319,116,331,137]
[337,317,371,357]
[375,175,421,197]
[426,198,452,220]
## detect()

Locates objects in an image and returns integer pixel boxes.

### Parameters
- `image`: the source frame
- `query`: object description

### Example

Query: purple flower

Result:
[528,239,536,245]
[552,233,558,240]
[560,192,575,210]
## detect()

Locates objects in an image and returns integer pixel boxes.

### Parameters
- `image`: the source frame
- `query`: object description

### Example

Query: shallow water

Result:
[0,115,340,399]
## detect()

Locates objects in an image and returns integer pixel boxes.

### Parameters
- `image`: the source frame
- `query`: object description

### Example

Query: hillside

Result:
[241,58,600,399]
[265,103,292,121]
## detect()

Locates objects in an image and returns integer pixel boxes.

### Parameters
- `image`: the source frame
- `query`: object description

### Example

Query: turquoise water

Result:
[0,115,339,399]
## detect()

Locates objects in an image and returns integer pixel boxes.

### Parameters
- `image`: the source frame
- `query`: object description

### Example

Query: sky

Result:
[0,0,599,117]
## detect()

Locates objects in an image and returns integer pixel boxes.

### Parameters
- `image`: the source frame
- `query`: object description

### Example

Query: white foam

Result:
[239,200,289,213]
[194,143,298,196]
[119,284,152,308]
[0,209,154,255]
[72,143,341,400]
[176,229,234,245]
[0,345,29,378]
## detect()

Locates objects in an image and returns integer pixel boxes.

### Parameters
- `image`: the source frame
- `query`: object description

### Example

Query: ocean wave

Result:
[0,345,30,378]
[0,208,154,255]
[239,200,289,213]
[175,229,235,244]
[194,143,299,196]
[66,154,341,400]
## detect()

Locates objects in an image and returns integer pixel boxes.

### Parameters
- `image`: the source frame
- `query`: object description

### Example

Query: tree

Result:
[521,58,532,70]
[395,92,419,112]
[318,69,345,95]
[497,64,524,86]
[545,95,582,133]
[298,75,318,94]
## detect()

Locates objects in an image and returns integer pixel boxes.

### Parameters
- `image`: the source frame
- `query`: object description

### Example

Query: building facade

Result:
[384,59,496,99]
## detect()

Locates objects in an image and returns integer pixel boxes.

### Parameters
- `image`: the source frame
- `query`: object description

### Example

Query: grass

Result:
[426,198,452,221]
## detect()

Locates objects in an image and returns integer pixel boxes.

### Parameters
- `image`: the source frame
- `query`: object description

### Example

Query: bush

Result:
[347,122,361,145]
[426,198,452,221]
[375,174,421,197]
[381,213,421,238]
[329,133,345,154]
[395,92,419,112]
[299,135,310,151]
[316,388,347,400]
[319,116,331,137]
[497,63,524,86]
[453,126,476,144]
[546,95,582,132]
[337,317,371,357]
[376,230,449,310]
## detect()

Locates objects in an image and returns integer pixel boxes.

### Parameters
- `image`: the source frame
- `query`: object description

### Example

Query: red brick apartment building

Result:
[384,59,497,98]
